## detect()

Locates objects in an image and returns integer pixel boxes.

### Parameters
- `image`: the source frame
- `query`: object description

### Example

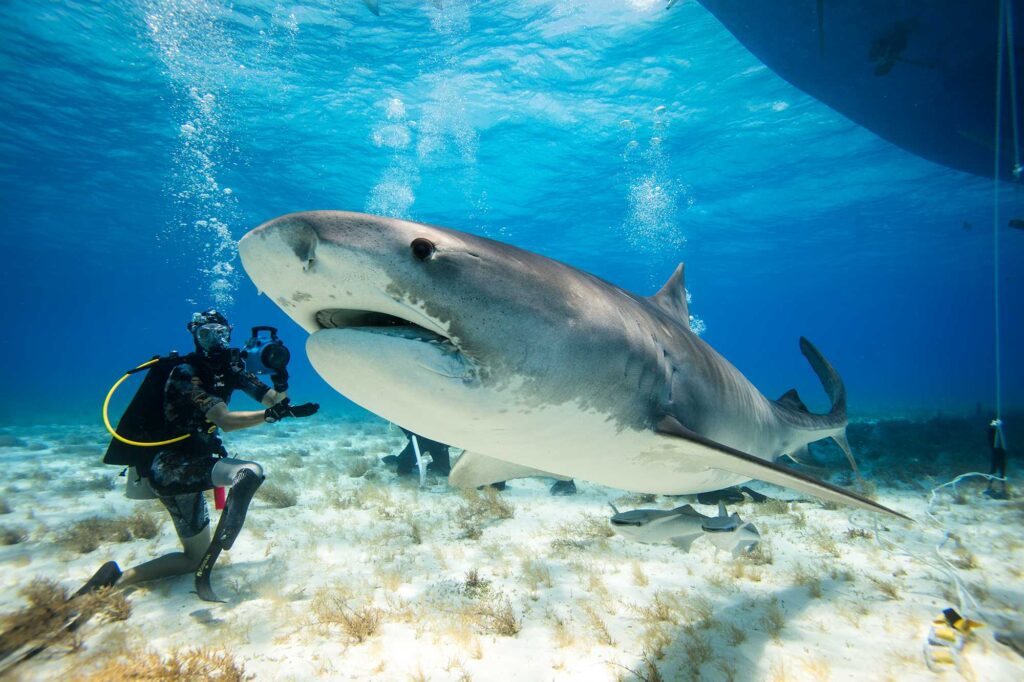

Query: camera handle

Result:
[249,325,280,341]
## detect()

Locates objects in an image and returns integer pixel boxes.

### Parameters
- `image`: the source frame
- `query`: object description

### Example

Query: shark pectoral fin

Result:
[449,451,569,489]
[655,416,909,520]
[706,530,743,554]
[784,445,810,464]
[669,533,703,552]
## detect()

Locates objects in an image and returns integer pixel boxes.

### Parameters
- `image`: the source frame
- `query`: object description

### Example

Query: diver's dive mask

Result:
[194,323,232,353]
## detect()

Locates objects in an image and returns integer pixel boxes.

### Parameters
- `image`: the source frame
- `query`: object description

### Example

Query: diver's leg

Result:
[549,479,577,496]
[996,450,1008,496]
[120,493,212,587]
[394,440,417,475]
[986,449,1007,495]
[427,445,452,475]
[987,453,997,492]
[120,526,212,587]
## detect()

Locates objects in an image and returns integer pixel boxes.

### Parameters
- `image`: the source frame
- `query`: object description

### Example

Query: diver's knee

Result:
[211,458,264,487]
[241,461,264,480]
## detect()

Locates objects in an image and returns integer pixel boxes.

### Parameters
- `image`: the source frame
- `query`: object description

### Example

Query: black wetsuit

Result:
[147,353,270,537]
[393,427,451,475]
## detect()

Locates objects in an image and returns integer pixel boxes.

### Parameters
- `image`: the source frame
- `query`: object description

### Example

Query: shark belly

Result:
[420,406,752,495]
[306,328,760,494]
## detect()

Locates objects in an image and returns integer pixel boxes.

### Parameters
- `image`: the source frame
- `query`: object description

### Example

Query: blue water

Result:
[2,0,1022,424]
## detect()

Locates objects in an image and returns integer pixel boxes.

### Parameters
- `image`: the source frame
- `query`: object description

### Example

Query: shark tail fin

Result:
[798,337,847,419]
[831,429,861,475]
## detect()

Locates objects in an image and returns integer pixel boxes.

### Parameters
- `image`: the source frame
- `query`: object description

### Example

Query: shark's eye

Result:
[411,238,435,261]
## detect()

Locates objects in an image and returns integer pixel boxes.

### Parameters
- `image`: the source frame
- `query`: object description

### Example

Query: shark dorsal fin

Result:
[776,388,809,412]
[649,263,690,323]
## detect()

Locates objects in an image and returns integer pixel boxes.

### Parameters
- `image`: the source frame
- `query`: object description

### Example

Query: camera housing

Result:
[241,326,290,375]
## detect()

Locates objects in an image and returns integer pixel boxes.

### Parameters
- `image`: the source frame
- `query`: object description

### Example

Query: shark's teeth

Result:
[315,308,454,347]
[368,326,448,344]
[315,308,406,330]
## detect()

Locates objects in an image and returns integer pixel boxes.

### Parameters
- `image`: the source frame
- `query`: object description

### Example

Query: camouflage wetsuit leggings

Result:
[147,449,221,538]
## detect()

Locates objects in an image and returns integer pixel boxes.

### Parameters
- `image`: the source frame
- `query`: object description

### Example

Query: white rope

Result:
[923,473,1009,618]
[846,471,1011,677]
[1004,0,1021,175]
[411,433,426,488]
[852,472,1006,621]
[993,0,1006,422]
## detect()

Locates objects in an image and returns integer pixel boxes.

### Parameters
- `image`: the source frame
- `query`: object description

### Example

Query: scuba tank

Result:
[103,353,193,499]
[125,466,157,500]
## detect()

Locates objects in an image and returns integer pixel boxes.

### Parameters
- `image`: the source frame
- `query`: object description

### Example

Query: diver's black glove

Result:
[264,399,319,423]
[271,368,289,393]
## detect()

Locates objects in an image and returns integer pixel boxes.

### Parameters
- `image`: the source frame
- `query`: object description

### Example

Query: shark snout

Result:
[241,214,319,272]
[275,218,318,271]
[241,215,317,266]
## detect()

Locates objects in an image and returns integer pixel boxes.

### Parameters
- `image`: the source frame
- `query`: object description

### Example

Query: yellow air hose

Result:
[103,358,190,447]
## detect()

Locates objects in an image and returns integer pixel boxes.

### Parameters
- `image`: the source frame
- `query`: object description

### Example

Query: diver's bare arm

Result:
[261,389,287,407]
[205,403,269,432]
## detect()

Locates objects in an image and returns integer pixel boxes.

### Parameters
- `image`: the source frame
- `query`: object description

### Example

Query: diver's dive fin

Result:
[655,416,907,520]
[194,542,226,603]
[449,451,570,489]
[194,470,263,602]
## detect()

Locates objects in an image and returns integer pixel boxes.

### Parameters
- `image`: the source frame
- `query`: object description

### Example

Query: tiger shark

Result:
[238,210,905,519]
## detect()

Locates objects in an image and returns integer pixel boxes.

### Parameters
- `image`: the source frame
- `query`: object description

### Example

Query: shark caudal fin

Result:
[798,337,846,418]
[781,338,860,474]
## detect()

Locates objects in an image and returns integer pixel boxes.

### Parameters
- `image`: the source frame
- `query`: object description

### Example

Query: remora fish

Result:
[238,211,906,519]
[609,501,761,556]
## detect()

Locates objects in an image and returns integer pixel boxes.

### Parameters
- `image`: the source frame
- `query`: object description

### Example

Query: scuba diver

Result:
[382,427,452,477]
[98,309,320,601]
[985,419,1009,499]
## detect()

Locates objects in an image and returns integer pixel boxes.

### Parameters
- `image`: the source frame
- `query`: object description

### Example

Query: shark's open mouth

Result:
[315,309,453,347]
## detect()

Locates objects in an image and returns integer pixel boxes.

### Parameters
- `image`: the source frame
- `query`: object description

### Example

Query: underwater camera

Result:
[241,326,291,375]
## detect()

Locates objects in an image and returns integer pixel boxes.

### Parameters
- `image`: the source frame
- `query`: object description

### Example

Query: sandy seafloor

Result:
[0,418,1021,681]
